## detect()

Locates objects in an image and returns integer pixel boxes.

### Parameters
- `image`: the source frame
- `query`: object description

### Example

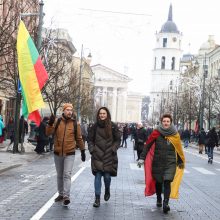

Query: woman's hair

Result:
[96,107,112,138]
[160,113,173,123]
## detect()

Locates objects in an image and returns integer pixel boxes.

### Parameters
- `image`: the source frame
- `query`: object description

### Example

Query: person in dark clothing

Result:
[206,127,218,164]
[6,117,15,149]
[19,115,28,144]
[120,124,129,148]
[34,117,49,154]
[137,114,185,214]
[80,121,88,145]
[88,107,121,208]
[134,123,148,160]
[198,128,206,154]
[182,128,190,148]
[130,124,136,141]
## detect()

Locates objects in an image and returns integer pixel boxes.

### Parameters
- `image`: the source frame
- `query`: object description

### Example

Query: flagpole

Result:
[13,1,45,153]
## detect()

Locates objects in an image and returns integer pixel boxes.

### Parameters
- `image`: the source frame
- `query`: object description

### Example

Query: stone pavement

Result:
[0,139,41,174]
[1,139,220,219]
[37,141,220,220]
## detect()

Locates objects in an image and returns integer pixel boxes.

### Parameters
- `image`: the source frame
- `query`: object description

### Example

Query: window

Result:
[154,57,157,69]
[171,57,175,70]
[163,38,167,47]
[161,56,165,69]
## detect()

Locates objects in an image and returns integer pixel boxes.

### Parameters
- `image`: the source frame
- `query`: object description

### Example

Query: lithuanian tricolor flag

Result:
[17,20,48,125]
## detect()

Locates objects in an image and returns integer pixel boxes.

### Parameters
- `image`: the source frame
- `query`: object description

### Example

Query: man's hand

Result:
[48,114,55,126]
[177,163,184,169]
[137,159,144,168]
[81,149,86,162]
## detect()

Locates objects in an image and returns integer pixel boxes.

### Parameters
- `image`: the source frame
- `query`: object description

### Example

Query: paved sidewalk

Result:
[0,139,40,174]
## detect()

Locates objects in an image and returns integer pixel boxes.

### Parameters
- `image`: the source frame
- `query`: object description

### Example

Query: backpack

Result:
[54,118,77,140]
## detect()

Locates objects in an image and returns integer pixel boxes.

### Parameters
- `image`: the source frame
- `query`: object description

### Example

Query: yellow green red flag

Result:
[17,20,48,125]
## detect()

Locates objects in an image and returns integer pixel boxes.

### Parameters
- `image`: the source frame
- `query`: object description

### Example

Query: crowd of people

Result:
[1,105,220,214]
[180,127,219,164]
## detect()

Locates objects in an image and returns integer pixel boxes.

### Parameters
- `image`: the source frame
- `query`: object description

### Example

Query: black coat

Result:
[141,135,181,183]
[88,122,121,176]
[198,130,206,145]
[38,121,49,143]
[182,129,190,139]
[207,129,218,148]
[134,127,148,152]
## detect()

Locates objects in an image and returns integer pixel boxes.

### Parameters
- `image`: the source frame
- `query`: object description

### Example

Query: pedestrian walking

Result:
[6,117,15,151]
[34,117,49,154]
[120,123,128,148]
[206,127,218,164]
[198,128,206,154]
[137,114,185,214]
[134,122,148,160]
[19,115,28,144]
[0,115,5,144]
[80,121,88,145]
[46,103,86,206]
[182,128,190,148]
[88,107,121,208]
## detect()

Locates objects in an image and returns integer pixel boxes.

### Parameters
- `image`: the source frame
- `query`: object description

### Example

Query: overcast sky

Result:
[43,0,220,95]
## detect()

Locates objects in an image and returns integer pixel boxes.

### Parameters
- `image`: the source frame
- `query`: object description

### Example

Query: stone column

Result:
[101,87,107,106]
[111,87,117,121]
[121,89,127,122]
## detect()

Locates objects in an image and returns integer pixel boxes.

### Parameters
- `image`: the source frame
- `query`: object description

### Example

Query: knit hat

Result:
[63,103,73,111]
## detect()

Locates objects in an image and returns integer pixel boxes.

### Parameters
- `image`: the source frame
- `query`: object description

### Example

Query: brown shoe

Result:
[54,195,63,202]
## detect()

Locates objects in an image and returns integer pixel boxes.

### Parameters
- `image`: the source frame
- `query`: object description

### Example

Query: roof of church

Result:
[160,4,179,34]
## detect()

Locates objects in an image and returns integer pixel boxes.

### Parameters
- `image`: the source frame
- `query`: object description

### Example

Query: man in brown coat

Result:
[46,103,85,206]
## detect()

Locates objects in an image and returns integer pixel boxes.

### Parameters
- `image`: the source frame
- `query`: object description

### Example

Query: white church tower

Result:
[150,4,182,123]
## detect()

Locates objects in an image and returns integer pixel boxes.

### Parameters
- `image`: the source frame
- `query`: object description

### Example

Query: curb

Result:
[0,164,22,174]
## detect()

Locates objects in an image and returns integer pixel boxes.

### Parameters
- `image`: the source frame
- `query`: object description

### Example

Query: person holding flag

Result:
[17,20,48,126]
[137,114,185,214]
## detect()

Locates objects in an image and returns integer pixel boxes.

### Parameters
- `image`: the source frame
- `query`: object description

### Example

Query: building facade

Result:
[92,64,131,122]
[150,4,182,124]
[0,0,39,123]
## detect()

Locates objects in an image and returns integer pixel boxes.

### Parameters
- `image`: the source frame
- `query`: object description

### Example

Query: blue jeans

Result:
[184,139,189,148]
[207,146,214,159]
[94,171,111,196]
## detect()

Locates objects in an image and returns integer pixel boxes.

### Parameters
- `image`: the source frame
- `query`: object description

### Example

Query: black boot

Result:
[163,199,170,214]
[93,195,100,207]
[156,195,162,207]
[104,188,110,201]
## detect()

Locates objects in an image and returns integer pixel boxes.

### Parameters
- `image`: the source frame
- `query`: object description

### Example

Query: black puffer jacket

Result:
[88,122,121,176]
[207,128,218,148]
[134,127,148,151]
[140,135,182,183]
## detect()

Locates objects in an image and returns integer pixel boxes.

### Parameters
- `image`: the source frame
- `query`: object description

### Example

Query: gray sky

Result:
[43,0,220,95]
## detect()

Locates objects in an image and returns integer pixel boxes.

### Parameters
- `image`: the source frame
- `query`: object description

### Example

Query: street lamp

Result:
[76,44,92,123]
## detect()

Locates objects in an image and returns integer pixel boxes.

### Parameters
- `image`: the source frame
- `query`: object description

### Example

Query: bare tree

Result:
[0,0,39,95]
[41,34,76,116]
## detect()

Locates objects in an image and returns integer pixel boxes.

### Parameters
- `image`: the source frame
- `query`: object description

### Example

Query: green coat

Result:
[141,135,178,183]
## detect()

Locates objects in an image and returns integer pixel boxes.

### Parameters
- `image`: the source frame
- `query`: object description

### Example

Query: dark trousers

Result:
[136,144,144,160]
[121,138,127,147]
[156,180,171,201]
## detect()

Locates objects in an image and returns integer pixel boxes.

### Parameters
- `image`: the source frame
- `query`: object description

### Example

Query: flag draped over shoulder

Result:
[17,20,48,125]
[144,130,185,199]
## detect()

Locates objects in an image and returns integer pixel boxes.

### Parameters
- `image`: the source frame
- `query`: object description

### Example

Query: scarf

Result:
[156,123,177,136]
